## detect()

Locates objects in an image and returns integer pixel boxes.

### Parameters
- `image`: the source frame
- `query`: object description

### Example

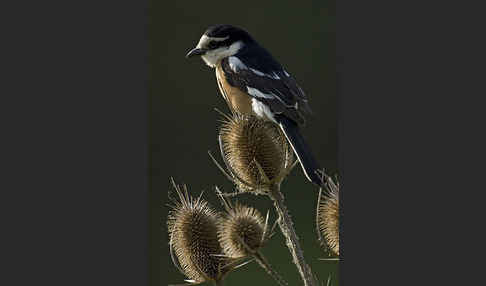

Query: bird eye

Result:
[208,41,218,49]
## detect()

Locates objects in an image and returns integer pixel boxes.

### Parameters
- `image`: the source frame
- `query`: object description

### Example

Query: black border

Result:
[2,0,149,285]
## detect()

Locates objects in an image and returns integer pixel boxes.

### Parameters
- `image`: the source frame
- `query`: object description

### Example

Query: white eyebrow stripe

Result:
[209,35,230,41]
[247,87,275,99]
[196,35,230,48]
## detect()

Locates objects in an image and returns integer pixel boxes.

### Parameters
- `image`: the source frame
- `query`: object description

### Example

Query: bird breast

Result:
[215,66,253,116]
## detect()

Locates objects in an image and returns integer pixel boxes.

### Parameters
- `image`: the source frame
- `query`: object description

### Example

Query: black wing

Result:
[220,53,311,125]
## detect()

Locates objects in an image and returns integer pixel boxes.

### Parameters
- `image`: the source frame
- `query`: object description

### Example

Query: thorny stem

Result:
[268,183,317,286]
[253,251,288,286]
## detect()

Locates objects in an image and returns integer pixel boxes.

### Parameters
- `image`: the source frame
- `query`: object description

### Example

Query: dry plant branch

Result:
[268,183,317,286]
[211,114,319,286]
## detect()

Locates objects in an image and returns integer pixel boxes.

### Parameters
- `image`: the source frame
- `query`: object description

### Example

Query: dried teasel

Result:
[216,188,287,286]
[217,195,268,257]
[167,179,239,285]
[214,113,296,194]
[316,175,340,257]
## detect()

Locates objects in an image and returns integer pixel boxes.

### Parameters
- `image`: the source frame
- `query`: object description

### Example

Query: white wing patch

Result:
[271,72,281,79]
[228,56,280,79]
[228,56,247,72]
[249,68,280,79]
[247,86,274,99]
[251,98,276,123]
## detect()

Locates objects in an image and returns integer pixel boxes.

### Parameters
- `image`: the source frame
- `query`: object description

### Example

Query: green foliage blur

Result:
[150,0,337,285]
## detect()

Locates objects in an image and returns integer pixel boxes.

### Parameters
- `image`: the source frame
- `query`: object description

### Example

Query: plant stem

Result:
[253,251,288,286]
[268,184,317,286]
[214,279,224,286]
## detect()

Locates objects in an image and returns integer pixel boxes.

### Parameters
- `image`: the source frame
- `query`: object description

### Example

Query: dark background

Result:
[150,1,337,285]
[4,0,483,285]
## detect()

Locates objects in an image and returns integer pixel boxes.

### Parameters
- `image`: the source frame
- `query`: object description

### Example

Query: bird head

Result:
[186,25,254,67]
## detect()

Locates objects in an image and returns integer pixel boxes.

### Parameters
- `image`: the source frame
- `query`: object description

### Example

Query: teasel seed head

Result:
[217,195,268,258]
[215,189,288,286]
[317,175,340,256]
[167,179,233,284]
[218,114,295,193]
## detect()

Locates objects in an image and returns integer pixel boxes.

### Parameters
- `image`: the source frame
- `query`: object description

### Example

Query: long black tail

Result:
[276,116,323,187]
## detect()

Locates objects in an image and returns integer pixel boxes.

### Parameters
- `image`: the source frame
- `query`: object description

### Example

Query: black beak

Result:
[186,48,206,58]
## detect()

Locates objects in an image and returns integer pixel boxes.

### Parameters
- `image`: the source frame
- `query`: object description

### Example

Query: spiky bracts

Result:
[168,181,230,284]
[218,202,265,258]
[219,114,294,192]
[216,194,288,286]
[317,178,340,256]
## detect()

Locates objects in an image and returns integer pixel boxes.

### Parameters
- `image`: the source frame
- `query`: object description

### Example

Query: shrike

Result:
[187,24,323,186]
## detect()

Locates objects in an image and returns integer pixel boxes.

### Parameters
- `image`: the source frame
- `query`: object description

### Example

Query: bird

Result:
[186,24,323,187]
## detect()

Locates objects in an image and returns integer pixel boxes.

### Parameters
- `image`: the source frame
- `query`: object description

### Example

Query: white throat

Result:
[200,41,243,68]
